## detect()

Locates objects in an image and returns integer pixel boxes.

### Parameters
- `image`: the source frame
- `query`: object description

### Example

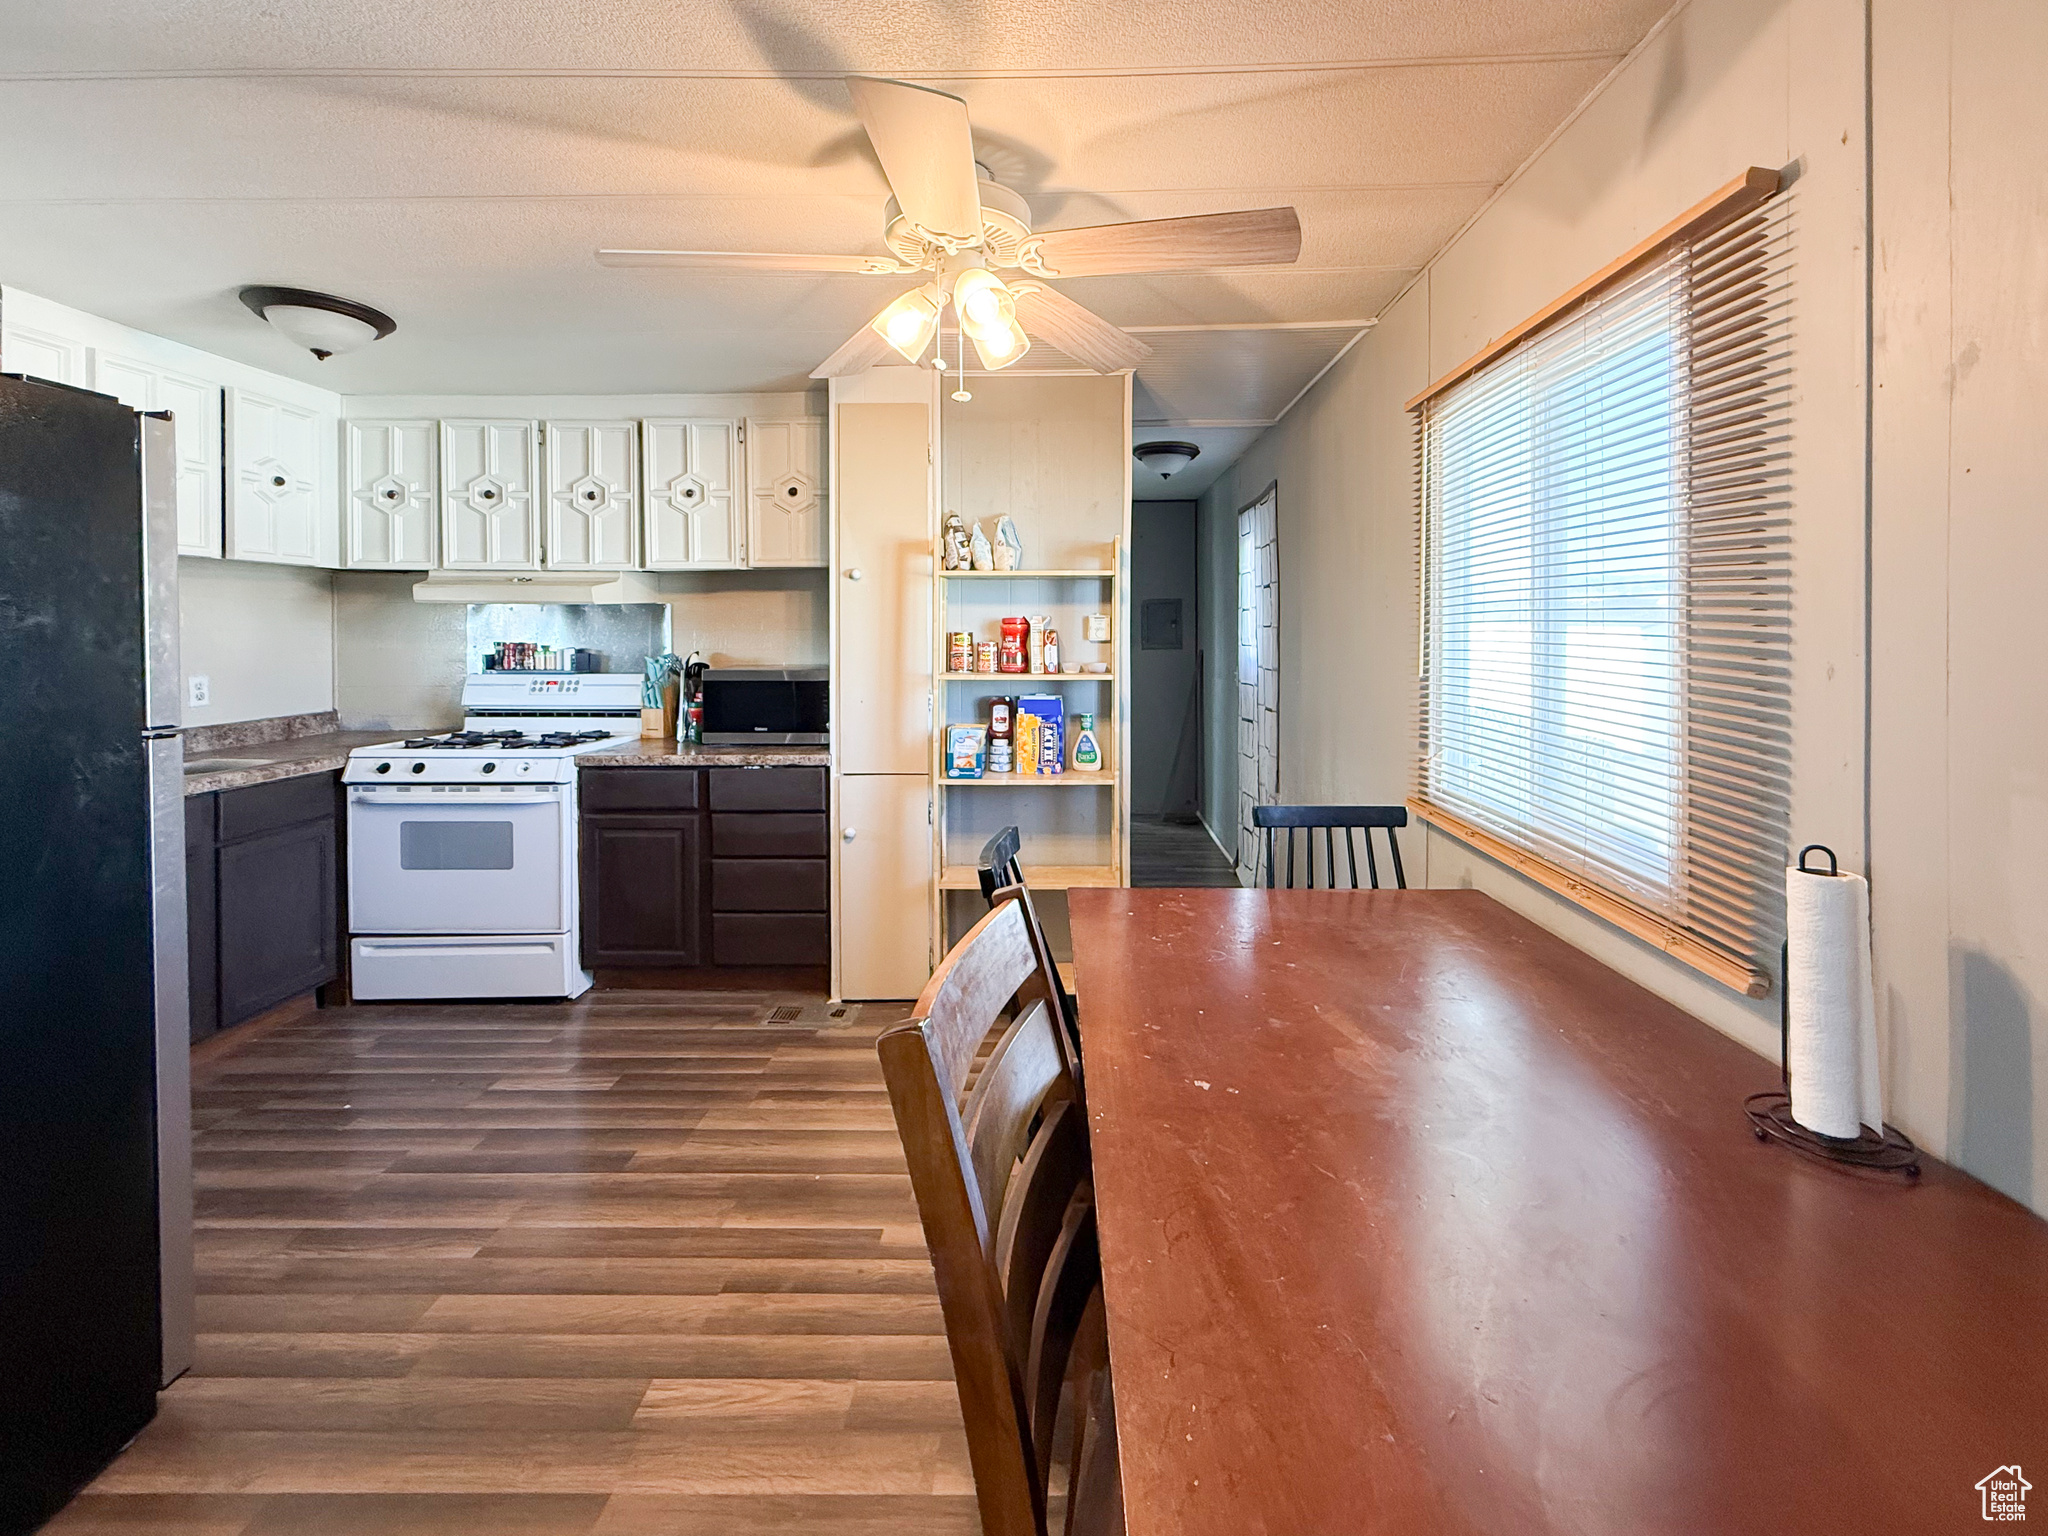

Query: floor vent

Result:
[766,1002,864,1025]
[768,1006,805,1022]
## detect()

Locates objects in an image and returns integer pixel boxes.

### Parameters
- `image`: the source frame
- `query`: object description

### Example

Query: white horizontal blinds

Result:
[1419,202,1792,975]
[1674,207,1794,962]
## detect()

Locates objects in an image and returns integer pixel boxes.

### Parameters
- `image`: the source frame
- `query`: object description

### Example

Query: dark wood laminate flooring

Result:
[47,992,979,1536]
[1128,815,1239,888]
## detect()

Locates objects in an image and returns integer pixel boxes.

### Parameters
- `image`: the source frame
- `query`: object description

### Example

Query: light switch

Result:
[188,675,210,707]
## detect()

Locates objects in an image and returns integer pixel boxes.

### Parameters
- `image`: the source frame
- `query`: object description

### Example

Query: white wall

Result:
[177,559,335,728]
[1197,0,2048,1215]
[1199,0,1867,1077]
[1870,0,2048,1209]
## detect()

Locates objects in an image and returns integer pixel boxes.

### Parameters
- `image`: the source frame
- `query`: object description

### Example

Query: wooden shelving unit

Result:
[929,372,1133,952]
[938,671,1115,682]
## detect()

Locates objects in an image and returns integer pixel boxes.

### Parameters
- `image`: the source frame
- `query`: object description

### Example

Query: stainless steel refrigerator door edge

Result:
[139,411,181,733]
[146,728,194,1386]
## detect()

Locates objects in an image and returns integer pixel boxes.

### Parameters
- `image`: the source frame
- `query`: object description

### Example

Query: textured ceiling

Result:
[0,0,1673,481]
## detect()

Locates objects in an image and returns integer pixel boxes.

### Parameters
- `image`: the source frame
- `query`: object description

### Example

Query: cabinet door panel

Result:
[225,387,322,564]
[440,420,541,569]
[745,417,827,567]
[580,814,703,967]
[545,421,639,569]
[217,818,339,1026]
[347,419,438,568]
[186,794,219,1043]
[836,774,931,999]
[0,323,88,385]
[95,351,224,558]
[835,403,933,775]
[643,419,741,569]
[157,371,223,559]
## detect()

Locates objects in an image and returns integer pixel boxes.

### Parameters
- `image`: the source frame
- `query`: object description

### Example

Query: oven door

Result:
[348,786,568,935]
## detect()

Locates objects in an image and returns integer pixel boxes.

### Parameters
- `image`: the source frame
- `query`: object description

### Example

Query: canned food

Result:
[975,640,999,674]
[948,632,974,673]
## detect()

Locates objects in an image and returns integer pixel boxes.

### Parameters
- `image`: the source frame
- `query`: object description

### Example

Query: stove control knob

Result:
[482,762,497,774]
[411,762,427,774]
[375,762,391,775]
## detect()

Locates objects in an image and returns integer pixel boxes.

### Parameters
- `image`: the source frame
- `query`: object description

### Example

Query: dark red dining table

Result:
[1068,886,2048,1536]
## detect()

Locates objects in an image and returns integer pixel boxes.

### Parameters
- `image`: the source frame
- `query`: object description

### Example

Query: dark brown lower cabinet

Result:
[580,765,829,973]
[188,771,342,1041]
[581,813,704,967]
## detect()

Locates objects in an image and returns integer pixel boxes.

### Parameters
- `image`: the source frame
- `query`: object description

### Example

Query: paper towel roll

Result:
[1785,864,1883,1139]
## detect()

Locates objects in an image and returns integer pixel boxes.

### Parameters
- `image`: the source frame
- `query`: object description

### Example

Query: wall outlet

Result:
[188,675,210,708]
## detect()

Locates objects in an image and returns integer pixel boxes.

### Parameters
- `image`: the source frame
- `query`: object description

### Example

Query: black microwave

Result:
[699,668,829,745]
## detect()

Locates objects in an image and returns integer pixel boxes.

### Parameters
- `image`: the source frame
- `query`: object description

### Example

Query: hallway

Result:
[1129,816,1240,889]
[49,993,976,1536]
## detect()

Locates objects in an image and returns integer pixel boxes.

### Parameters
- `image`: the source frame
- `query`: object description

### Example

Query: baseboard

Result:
[191,989,320,1066]
[594,966,830,992]
[1197,813,1250,885]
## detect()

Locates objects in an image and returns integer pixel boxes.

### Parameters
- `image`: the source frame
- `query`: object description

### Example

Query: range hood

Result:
[411,570,666,605]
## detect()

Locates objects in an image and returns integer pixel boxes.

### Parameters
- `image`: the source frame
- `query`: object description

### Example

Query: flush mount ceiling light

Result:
[1134,441,1201,479]
[238,286,396,361]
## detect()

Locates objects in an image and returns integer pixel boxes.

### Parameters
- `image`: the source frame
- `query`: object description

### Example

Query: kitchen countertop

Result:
[581,739,831,769]
[183,731,403,797]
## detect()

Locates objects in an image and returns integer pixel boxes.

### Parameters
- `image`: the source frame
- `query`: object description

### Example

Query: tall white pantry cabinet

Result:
[828,364,1133,1002]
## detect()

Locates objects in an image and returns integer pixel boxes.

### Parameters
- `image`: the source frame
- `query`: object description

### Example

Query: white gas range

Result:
[343,672,644,1001]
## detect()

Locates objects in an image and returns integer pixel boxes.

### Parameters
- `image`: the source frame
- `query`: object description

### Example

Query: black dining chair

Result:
[1252,804,1409,890]
[977,826,1081,1062]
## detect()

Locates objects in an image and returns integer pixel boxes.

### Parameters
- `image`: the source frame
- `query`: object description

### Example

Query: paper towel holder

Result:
[1744,844,1922,1178]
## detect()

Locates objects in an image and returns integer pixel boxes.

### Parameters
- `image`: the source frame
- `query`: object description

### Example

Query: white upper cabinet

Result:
[225,386,322,565]
[95,349,223,558]
[642,418,742,569]
[745,417,827,567]
[543,421,639,569]
[346,419,438,569]
[439,420,541,570]
[0,320,89,387]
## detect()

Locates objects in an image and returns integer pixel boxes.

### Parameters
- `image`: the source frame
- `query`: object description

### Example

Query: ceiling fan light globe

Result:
[967,317,1031,371]
[869,286,943,363]
[952,268,1017,338]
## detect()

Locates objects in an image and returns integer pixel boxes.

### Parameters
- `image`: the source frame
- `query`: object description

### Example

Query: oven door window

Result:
[400,820,516,870]
[349,796,566,935]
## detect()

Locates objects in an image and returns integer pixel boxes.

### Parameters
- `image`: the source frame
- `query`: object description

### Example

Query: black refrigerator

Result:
[0,373,193,1532]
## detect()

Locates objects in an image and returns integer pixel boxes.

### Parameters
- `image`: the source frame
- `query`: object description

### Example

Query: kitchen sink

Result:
[184,757,274,774]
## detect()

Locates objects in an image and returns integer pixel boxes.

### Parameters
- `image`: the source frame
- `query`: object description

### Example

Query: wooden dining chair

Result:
[1252,803,1409,890]
[878,896,1122,1536]
[977,825,1081,1062]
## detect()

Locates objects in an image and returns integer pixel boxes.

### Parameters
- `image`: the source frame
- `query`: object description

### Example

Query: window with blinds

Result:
[1416,193,1791,992]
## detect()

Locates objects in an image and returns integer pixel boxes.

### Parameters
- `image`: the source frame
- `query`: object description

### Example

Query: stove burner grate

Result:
[396,729,615,752]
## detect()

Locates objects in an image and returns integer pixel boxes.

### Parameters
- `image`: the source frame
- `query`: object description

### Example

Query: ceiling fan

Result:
[596,77,1302,381]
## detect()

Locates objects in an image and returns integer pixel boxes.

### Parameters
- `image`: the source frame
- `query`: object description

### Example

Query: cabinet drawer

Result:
[711,813,827,858]
[713,913,830,966]
[580,768,701,812]
[217,771,337,842]
[712,857,828,912]
[707,767,826,812]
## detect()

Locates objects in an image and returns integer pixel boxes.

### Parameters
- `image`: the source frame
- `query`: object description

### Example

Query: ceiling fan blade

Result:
[1011,284,1153,373]
[1019,207,1302,277]
[846,76,984,245]
[597,249,907,274]
[810,319,901,380]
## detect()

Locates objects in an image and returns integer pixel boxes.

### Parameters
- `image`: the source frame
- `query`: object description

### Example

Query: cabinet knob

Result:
[271,475,287,488]
[845,568,862,581]
[842,827,857,842]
